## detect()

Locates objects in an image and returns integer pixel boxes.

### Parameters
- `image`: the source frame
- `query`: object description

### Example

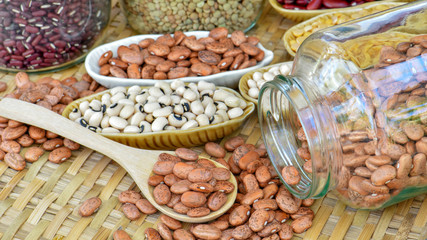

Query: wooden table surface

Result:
[0,0,426,240]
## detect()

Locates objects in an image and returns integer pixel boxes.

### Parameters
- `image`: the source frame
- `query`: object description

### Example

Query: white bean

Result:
[106,103,123,116]
[280,64,291,75]
[129,112,146,126]
[173,104,184,115]
[210,114,223,124]
[269,66,280,74]
[134,103,144,113]
[175,86,186,96]
[228,107,244,119]
[147,95,158,103]
[170,95,181,105]
[152,117,168,132]
[83,108,95,122]
[79,100,90,113]
[256,81,265,89]
[183,112,196,121]
[153,106,173,118]
[110,92,126,103]
[253,72,263,81]
[139,121,152,133]
[164,126,176,131]
[124,125,141,133]
[204,103,216,118]
[101,115,110,128]
[183,88,198,102]
[89,112,103,126]
[110,86,127,96]
[213,89,233,102]
[239,99,247,109]
[118,99,134,106]
[155,81,172,95]
[171,80,185,90]
[247,79,257,88]
[202,97,214,108]
[181,120,198,130]
[190,100,204,115]
[188,83,198,93]
[248,88,259,99]
[149,87,165,98]
[197,81,215,92]
[68,108,81,121]
[216,109,230,121]
[120,105,135,119]
[215,101,228,111]
[109,116,128,130]
[180,100,191,112]
[135,91,149,103]
[101,93,111,105]
[196,114,210,126]
[224,96,241,108]
[158,95,172,106]
[145,114,154,123]
[102,127,120,133]
[168,114,187,128]
[127,92,137,102]
[144,102,161,113]
[89,100,102,112]
[127,85,142,94]
[200,89,214,98]
[263,72,275,81]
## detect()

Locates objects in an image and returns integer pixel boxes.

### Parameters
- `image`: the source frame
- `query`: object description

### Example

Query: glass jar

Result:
[0,0,110,72]
[258,1,427,209]
[119,0,265,34]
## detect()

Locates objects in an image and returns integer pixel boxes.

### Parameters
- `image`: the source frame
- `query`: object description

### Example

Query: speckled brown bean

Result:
[263,183,279,199]
[224,136,245,151]
[158,214,182,230]
[371,165,396,186]
[1,140,21,153]
[229,204,251,226]
[207,191,227,211]
[48,147,72,164]
[396,154,412,178]
[134,198,157,215]
[164,174,181,186]
[198,51,221,66]
[205,142,226,158]
[175,148,199,161]
[276,190,299,214]
[231,224,253,240]
[233,144,256,165]
[279,224,293,240]
[191,224,221,239]
[4,152,26,170]
[0,150,5,161]
[42,138,63,151]
[17,134,34,147]
[112,230,132,240]
[99,51,113,66]
[188,168,213,182]
[214,180,235,193]
[173,229,195,240]
[281,166,301,185]
[249,209,269,232]
[170,179,191,194]
[243,174,260,193]
[79,197,102,217]
[122,203,141,220]
[148,175,164,186]
[181,191,207,208]
[2,125,27,140]
[152,160,176,175]
[24,147,45,162]
[27,126,46,140]
[209,27,229,40]
[410,153,426,176]
[210,220,229,230]
[172,162,195,179]
[168,67,190,79]
[253,199,278,211]
[187,207,211,217]
[241,189,264,205]
[157,222,173,240]
[119,190,142,204]
[153,183,171,205]
[291,216,312,233]
[189,182,214,193]
[173,202,190,214]
[212,167,231,181]
[110,66,128,78]
[63,139,80,150]
[145,228,162,240]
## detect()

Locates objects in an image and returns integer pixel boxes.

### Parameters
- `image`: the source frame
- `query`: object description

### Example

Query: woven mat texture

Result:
[0,0,426,239]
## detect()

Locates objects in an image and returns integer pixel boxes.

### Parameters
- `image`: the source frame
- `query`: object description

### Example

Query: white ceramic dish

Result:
[85,31,274,89]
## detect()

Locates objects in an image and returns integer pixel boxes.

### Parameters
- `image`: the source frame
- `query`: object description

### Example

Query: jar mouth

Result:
[258,75,341,199]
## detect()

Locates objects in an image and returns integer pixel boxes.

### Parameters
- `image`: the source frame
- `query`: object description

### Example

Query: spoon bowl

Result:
[0,97,237,223]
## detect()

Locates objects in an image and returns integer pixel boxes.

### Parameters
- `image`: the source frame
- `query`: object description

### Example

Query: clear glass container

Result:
[258,1,427,209]
[119,0,265,34]
[0,0,111,73]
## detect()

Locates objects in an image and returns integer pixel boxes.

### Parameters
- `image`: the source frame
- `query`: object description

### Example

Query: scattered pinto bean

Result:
[113,230,132,240]
[79,197,102,217]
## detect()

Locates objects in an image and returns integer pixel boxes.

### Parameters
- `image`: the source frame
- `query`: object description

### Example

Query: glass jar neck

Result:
[258,75,343,199]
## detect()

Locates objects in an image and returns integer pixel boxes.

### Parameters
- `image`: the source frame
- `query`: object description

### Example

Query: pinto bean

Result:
[79,197,102,217]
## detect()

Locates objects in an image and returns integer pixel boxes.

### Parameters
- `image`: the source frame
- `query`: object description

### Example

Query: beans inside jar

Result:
[277,34,427,209]
[0,0,110,71]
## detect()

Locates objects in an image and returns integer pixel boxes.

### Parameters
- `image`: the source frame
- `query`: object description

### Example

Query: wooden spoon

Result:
[0,97,237,223]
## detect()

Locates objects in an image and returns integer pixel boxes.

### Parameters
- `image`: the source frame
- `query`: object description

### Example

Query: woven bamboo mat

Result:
[0,0,426,239]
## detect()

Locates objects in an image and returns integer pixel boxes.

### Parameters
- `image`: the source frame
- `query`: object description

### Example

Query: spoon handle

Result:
[0,98,156,176]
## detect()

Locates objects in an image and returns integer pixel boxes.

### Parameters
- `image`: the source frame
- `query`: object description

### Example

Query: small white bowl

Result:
[85,31,274,89]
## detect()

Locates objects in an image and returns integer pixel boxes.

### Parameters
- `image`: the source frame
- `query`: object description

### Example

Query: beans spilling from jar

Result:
[293,35,427,208]
[98,27,265,79]
[277,0,372,10]
[0,0,109,70]
[69,80,248,133]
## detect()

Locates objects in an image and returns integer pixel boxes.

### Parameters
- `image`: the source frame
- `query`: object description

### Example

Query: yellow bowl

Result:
[282,1,405,56]
[270,0,407,23]
[239,61,293,106]
[62,86,255,150]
